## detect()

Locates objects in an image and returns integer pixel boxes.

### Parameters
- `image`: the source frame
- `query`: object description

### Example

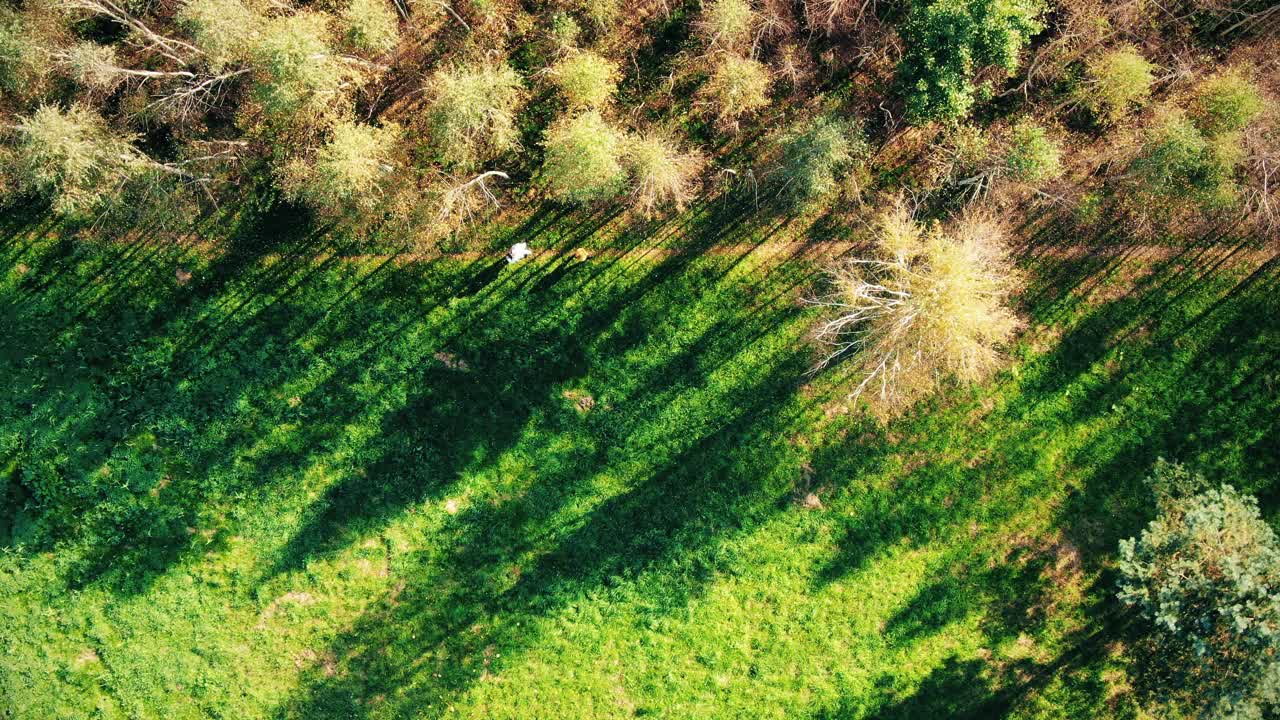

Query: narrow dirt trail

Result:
[327,240,863,265]
[90,230,1278,274]
[289,238,1279,269]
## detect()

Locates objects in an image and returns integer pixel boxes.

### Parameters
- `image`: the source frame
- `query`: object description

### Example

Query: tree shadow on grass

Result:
[0,199,527,594]
[1049,250,1280,547]
[274,353,821,718]
[816,238,1280,579]
[805,221,1259,582]
[805,227,1279,717]
[856,580,1133,720]
[0,174,806,603]
[240,188,788,575]
[268,225,828,717]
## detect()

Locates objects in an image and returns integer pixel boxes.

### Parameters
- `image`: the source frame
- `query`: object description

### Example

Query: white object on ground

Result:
[507,242,531,264]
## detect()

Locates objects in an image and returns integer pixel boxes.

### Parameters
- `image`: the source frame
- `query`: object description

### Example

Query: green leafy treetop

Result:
[425,62,524,170]
[696,0,756,52]
[1130,108,1244,210]
[342,0,399,55]
[772,114,867,205]
[1078,46,1155,124]
[7,104,149,219]
[550,51,620,110]
[1119,460,1280,720]
[280,120,402,216]
[897,0,1045,125]
[178,0,262,71]
[1002,120,1062,182]
[541,109,626,204]
[1194,68,1267,136]
[250,12,355,127]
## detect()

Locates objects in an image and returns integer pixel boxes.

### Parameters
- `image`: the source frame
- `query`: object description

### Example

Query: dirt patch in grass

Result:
[562,389,596,413]
[256,591,317,629]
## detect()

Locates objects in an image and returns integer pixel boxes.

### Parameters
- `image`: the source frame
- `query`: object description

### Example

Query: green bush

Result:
[425,62,524,169]
[699,54,770,127]
[342,0,399,54]
[1003,120,1062,182]
[1080,46,1155,124]
[941,124,993,177]
[897,0,1045,124]
[1131,109,1242,209]
[1194,69,1266,135]
[280,120,401,215]
[1119,460,1280,720]
[9,104,148,218]
[550,51,620,110]
[773,115,867,205]
[541,110,626,203]
[547,11,582,49]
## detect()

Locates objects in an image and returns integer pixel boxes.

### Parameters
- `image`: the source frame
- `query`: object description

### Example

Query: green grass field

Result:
[1,202,1277,719]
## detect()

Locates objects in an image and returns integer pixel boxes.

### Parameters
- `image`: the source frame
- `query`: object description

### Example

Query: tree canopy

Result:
[897,0,1045,124]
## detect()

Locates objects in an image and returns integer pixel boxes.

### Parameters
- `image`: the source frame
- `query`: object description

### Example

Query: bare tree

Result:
[808,201,1021,415]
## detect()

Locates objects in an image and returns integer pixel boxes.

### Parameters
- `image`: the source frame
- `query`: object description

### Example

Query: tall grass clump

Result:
[1003,120,1063,182]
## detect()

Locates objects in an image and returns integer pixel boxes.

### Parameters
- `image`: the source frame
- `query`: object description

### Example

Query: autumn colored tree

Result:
[280,120,402,216]
[809,201,1020,414]
[6,104,149,218]
[626,133,703,216]
[425,62,525,169]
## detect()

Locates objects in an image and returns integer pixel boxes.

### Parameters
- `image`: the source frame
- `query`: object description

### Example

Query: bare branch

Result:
[59,0,205,64]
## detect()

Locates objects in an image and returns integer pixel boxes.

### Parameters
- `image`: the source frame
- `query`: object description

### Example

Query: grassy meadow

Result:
[1,200,1278,719]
